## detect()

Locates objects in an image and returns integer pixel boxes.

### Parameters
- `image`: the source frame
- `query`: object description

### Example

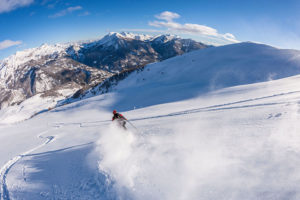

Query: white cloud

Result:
[223,33,237,42]
[0,0,34,13]
[149,21,219,36]
[149,11,239,44]
[49,6,82,18]
[0,40,22,50]
[155,11,180,22]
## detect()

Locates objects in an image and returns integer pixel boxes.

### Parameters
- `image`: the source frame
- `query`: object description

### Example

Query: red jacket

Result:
[112,113,126,121]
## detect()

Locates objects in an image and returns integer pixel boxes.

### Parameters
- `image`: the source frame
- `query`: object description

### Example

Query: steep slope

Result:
[66,42,300,110]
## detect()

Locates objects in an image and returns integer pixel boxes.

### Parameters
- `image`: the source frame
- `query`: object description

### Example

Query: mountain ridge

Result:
[0,32,209,110]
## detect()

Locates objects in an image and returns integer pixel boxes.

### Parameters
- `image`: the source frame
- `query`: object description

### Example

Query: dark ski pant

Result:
[116,119,126,129]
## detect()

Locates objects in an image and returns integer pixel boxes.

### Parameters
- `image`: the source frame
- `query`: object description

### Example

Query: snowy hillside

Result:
[1,67,300,199]
[111,42,300,110]
[64,42,300,110]
[1,41,300,199]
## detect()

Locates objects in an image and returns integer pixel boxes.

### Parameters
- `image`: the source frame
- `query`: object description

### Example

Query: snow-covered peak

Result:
[106,32,153,41]
[1,43,68,69]
[118,32,154,41]
[0,43,71,86]
[90,32,182,49]
[111,32,180,42]
[85,32,155,49]
[0,32,184,68]
[151,34,180,43]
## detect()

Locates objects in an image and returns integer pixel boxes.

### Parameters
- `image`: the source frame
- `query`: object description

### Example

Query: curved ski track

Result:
[0,130,55,200]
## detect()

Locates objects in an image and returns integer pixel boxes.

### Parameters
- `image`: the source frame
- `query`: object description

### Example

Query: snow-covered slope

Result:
[112,42,300,109]
[1,68,300,199]
[66,42,300,110]
[1,41,300,199]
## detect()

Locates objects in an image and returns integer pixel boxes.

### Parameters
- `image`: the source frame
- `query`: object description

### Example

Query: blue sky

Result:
[1,0,300,59]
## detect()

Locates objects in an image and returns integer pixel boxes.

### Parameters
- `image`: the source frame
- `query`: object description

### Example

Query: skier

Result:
[112,110,127,129]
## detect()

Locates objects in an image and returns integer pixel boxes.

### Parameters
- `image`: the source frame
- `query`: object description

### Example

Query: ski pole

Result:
[126,120,139,131]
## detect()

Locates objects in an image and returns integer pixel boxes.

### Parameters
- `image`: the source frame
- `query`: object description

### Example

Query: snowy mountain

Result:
[68,32,207,72]
[0,43,111,109]
[1,40,300,199]
[61,42,300,109]
[0,32,208,110]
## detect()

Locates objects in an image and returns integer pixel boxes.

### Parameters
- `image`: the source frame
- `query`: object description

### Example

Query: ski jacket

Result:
[112,113,126,121]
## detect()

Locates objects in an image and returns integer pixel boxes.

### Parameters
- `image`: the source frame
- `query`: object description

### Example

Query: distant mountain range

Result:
[0,32,209,109]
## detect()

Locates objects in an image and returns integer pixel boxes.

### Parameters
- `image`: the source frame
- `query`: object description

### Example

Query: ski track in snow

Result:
[0,130,55,200]
[49,90,300,128]
[129,90,300,121]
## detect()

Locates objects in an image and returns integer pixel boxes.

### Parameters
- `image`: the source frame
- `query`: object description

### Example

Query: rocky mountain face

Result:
[69,32,208,72]
[0,44,111,109]
[0,32,209,110]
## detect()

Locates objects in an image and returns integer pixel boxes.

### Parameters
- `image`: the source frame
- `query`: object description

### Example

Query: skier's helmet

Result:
[113,110,117,114]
